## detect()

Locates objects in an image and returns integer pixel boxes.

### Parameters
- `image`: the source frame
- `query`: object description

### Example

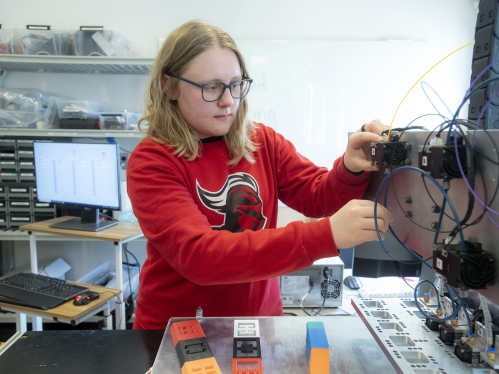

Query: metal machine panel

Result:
[362,130,499,305]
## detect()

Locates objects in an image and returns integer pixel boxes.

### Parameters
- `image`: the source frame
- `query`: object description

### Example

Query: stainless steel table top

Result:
[152,315,397,374]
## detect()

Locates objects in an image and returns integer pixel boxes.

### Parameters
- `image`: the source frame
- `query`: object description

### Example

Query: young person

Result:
[127,20,392,330]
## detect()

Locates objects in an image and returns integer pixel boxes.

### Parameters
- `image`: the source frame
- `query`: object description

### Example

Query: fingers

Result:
[345,120,387,173]
[344,132,383,172]
[348,131,384,149]
[329,200,393,248]
[361,119,388,136]
[364,201,393,223]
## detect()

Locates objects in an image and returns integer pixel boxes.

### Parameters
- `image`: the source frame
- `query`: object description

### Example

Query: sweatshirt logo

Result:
[197,173,267,232]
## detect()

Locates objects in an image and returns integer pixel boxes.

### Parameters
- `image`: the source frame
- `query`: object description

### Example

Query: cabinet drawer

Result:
[18,160,35,171]
[8,199,32,213]
[17,149,34,160]
[33,201,56,213]
[7,186,30,198]
[0,214,8,228]
[18,172,36,184]
[0,161,17,172]
[0,172,18,183]
[0,150,16,161]
[9,214,32,229]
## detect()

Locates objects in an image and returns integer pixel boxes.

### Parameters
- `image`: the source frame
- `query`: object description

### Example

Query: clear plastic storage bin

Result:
[20,25,69,55]
[0,25,21,54]
[99,111,142,130]
[57,100,108,119]
[73,27,130,57]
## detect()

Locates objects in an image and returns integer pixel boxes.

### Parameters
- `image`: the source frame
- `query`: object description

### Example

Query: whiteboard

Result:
[237,40,473,169]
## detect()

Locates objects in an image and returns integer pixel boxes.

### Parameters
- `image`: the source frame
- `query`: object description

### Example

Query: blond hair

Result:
[139,20,258,165]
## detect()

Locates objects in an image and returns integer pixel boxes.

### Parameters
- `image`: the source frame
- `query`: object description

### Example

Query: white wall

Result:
[2,0,479,277]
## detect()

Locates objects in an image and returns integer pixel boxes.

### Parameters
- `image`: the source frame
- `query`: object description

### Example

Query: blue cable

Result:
[413,280,463,323]
[374,166,466,252]
[415,279,441,308]
[420,81,454,120]
[380,176,433,268]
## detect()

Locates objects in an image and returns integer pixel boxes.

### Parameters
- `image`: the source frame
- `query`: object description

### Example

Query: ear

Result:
[163,74,177,99]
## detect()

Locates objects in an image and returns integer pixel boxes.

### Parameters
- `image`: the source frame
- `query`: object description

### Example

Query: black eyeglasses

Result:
[167,74,253,102]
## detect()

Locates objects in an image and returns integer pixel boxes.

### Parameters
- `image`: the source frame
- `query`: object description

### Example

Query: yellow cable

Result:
[387,40,474,140]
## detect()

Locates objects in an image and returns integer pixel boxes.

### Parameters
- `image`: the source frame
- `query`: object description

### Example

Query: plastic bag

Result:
[0,88,60,128]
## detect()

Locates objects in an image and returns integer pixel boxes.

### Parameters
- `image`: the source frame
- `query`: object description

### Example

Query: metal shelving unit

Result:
[0,128,146,138]
[0,54,153,74]
[0,55,152,138]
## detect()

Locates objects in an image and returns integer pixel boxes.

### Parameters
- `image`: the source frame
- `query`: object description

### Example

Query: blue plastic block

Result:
[306,322,329,360]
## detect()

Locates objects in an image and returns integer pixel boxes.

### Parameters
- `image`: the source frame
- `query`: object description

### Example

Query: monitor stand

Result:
[50,207,118,232]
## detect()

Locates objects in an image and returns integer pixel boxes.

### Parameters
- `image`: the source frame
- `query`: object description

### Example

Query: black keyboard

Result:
[0,272,89,310]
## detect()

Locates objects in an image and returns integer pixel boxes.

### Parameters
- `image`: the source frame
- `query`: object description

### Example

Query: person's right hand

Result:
[329,199,393,249]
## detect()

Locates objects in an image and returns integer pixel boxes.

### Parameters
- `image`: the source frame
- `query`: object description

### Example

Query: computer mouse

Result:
[73,291,100,306]
[344,275,362,290]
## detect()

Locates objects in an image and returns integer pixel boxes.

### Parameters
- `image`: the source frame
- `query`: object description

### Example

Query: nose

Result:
[217,86,234,107]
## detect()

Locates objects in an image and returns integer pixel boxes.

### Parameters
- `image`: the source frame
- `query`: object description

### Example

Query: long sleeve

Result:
[127,123,370,329]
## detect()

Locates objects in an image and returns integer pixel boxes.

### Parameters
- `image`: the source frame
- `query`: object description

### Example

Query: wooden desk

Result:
[0,283,120,327]
[19,216,144,330]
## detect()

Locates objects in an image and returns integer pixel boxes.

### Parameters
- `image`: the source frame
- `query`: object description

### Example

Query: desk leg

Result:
[29,233,43,331]
[115,242,125,330]
[15,312,26,333]
[104,302,113,331]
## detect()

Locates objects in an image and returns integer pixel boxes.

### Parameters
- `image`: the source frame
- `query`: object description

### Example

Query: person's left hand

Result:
[343,119,387,173]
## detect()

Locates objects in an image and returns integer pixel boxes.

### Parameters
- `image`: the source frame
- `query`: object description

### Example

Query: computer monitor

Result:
[34,141,121,232]
[351,232,423,278]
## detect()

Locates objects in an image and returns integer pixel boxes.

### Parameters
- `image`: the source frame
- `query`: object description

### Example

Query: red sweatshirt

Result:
[127,123,369,329]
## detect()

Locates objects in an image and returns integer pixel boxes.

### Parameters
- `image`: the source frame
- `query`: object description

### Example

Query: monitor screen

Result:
[34,142,121,231]
[352,232,423,279]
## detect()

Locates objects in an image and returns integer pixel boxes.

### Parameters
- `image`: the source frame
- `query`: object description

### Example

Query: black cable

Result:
[390,172,453,233]
[429,120,499,233]
[314,272,329,316]
[380,116,453,266]
[124,243,141,275]
[396,262,415,290]
[100,290,124,329]
[299,279,314,316]
[21,34,55,55]
[417,121,475,239]
[379,171,435,265]
[98,211,119,222]
[123,246,135,315]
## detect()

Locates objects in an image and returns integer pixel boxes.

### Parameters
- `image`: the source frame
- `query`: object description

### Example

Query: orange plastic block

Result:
[181,357,222,374]
[171,319,206,347]
[309,347,329,374]
[232,357,263,374]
